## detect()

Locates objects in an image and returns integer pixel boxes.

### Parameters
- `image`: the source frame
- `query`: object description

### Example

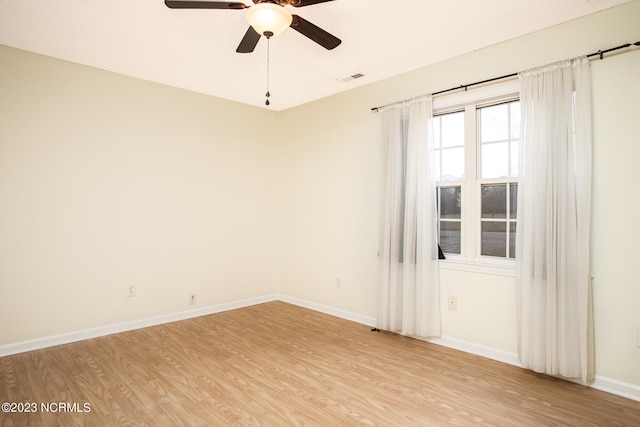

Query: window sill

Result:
[438,257,516,277]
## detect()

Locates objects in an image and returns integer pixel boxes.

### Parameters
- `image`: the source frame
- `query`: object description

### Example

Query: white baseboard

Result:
[0,294,279,357]
[425,336,523,367]
[2,294,638,403]
[277,294,377,328]
[591,375,640,402]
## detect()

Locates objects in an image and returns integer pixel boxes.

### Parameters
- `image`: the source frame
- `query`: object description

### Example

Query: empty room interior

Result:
[1,0,640,425]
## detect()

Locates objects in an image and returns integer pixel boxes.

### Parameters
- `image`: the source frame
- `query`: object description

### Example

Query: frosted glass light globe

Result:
[246,3,293,37]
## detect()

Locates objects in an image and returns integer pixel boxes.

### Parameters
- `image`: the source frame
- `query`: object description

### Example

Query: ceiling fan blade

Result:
[164,1,247,9]
[290,15,341,50]
[236,26,261,53]
[288,0,336,6]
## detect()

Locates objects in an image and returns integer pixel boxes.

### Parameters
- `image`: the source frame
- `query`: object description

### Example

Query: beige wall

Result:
[1,0,639,392]
[278,0,640,389]
[591,49,640,385]
[0,46,280,343]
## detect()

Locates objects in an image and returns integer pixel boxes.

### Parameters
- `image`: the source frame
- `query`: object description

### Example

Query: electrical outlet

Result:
[448,295,458,311]
[189,294,196,305]
[336,277,341,288]
[127,285,136,298]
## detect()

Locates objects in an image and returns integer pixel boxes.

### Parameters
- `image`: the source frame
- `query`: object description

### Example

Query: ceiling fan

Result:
[164,0,342,53]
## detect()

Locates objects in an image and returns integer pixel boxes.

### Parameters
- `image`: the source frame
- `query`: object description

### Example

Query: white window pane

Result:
[510,140,519,177]
[433,154,441,181]
[441,147,464,180]
[481,142,508,178]
[480,104,508,142]
[441,112,464,148]
[433,117,441,149]
[510,102,521,139]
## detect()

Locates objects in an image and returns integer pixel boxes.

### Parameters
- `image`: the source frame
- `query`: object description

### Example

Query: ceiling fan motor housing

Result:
[246,2,293,36]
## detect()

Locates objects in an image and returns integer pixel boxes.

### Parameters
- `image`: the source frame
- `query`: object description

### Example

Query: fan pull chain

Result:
[265,32,272,106]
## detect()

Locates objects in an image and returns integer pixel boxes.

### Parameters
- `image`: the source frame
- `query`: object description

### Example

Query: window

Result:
[433,84,520,264]
[433,111,464,255]
[478,101,519,259]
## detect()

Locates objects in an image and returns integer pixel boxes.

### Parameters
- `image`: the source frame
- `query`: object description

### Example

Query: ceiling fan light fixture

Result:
[245,3,293,37]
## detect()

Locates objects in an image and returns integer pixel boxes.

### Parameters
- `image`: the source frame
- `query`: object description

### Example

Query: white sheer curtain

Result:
[378,96,440,338]
[516,57,594,382]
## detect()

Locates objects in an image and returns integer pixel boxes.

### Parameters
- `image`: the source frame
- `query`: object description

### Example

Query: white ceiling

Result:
[0,0,630,111]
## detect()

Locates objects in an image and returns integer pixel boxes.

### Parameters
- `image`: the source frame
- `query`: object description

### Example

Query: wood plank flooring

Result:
[1,301,639,426]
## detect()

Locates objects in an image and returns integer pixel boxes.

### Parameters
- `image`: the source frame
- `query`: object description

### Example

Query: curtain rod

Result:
[371,40,640,112]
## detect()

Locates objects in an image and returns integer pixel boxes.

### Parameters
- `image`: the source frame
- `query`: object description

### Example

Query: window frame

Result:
[433,80,520,274]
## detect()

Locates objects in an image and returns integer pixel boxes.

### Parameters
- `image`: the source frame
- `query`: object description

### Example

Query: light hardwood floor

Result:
[1,301,639,426]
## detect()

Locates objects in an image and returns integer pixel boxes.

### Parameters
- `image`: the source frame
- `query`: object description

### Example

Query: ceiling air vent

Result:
[340,73,365,82]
